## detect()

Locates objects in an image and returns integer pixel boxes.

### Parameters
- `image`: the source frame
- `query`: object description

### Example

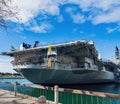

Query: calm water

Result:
[0,78,120,94]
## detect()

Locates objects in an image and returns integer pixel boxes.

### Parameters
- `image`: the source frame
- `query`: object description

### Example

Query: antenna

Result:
[115,46,120,59]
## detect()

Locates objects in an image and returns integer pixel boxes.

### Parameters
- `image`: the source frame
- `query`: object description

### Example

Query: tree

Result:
[0,0,17,29]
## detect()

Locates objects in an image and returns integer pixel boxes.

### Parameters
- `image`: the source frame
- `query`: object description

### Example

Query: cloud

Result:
[71,13,85,24]
[7,0,120,33]
[57,15,64,23]
[67,0,120,25]
[30,23,53,33]
[9,0,41,23]
[65,6,85,24]
[9,0,120,24]
[65,6,76,13]
[9,0,62,23]
[73,28,78,32]
[92,7,120,24]
[0,57,14,73]
[106,25,120,33]
[0,58,11,63]
[8,0,65,33]
[14,26,24,32]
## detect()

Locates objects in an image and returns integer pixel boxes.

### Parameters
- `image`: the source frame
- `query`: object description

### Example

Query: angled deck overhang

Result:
[3,40,98,59]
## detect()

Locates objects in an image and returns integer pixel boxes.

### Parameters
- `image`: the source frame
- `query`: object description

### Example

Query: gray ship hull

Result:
[14,68,115,85]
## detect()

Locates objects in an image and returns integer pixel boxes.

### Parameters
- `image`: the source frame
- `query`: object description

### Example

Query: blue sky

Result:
[0,0,120,72]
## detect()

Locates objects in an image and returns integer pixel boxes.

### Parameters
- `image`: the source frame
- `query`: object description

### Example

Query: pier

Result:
[0,89,36,104]
[0,81,120,104]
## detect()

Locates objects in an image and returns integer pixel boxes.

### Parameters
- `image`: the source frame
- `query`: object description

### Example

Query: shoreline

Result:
[0,76,24,79]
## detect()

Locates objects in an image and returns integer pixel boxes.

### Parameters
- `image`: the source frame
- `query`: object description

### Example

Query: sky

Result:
[0,0,120,73]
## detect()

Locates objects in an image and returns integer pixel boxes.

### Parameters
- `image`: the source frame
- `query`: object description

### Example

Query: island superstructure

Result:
[3,40,116,85]
[112,46,120,82]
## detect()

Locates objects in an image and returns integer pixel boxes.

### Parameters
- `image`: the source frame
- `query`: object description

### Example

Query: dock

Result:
[0,81,120,104]
[0,89,37,104]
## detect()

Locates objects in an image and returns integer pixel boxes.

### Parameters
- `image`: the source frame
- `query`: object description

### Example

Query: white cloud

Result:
[92,7,120,24]
[7,0,120,32]
[68,0,93,11]
[0,57,15,73]
[68,0,120,12]
[0,58,11,63]
[71,13,85,24]
[0,62,13,73]
[9,0,41,23]
[30,23,53,33]
[92,0,120,11]
[14,26,24,32]
[65,6,76,13]
[73,28,78,32]
[107,28,116,34]
[106,26,120,33]
[67,0,120,25]
[9,0,62,23]
[65,6,85,24]
[57,15,64,23]
[8,0,65,33]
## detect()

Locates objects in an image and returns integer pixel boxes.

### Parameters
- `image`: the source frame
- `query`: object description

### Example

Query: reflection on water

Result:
[0,78,120,94]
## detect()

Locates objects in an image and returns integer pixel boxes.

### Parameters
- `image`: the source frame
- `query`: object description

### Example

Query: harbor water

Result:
[0,78,120,94]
